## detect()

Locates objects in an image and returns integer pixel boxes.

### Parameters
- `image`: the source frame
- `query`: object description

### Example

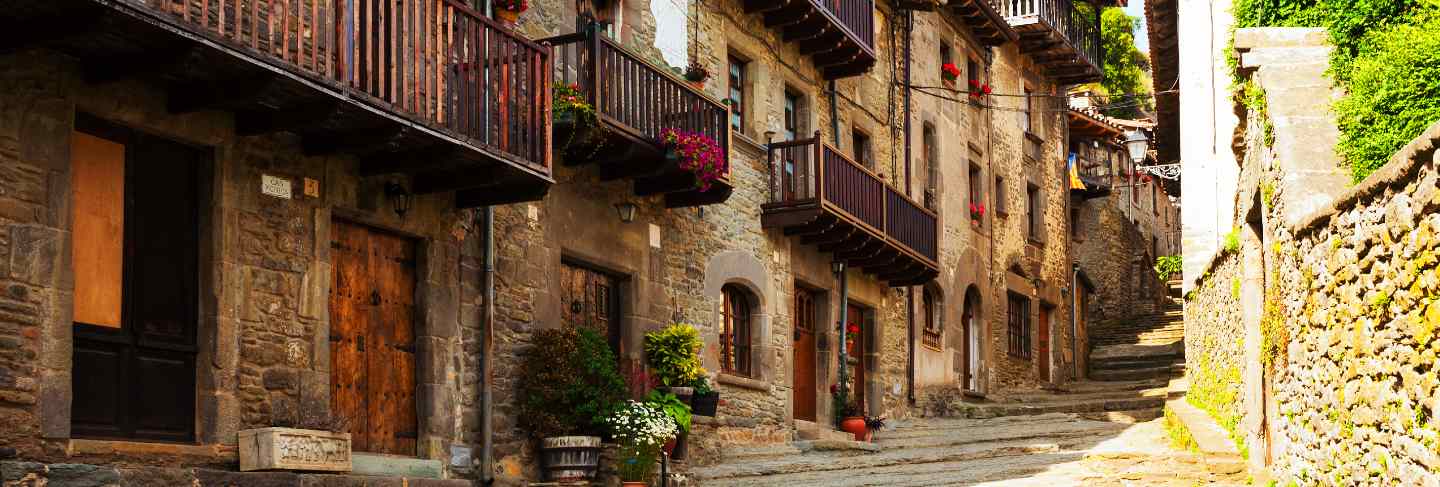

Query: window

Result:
[922,287,942,350]
[1071,207,1083,240]
[923,123,937,207]
[577,0,624,37]
[721,284,753,376]
[71,119,204,442]
[1007,293,1031,359]
[1152,183,1159,214]
[967,58,979,84]
[728,55,748,134]
[852,128,873,170]
[1026,184,1041,241]
[994,176,1007,215]
[968,163,982,216]
[784,89,801,141]
[1022,86,1034,133]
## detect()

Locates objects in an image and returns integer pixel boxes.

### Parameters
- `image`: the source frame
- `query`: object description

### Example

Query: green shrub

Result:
[1335,11,1440,181]
[517,328,628,438]
[643,323,707,387]
[645,390,692,433]
[1223,227,1241,253]
[1155,255,1183,280]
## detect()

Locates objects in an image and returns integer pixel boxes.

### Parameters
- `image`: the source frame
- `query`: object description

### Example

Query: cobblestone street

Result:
[692,407,1247,486]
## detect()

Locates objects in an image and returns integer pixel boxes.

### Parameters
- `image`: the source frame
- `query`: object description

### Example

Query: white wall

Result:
[1177,0,1239,293]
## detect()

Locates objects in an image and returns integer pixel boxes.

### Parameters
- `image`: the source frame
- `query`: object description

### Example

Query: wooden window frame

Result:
[968,163,983,214]
[728,54,748,136]
[721,284,754,377]
[783,88,802,141]
[1007,293,1032,359]
[1026,184,1041,242]
[852,128,873,170]
[1022,86,1034,134]
[921,288,942,351]
[994,176,1007,216]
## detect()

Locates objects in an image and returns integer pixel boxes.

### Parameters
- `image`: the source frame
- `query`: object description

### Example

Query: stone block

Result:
[298,474,404,487]
[47,463,122,487]
[420,384,454,435]
[238,427,352,472]
[8,225,61,287]
[197,468,302,487]
[416,337,450,384]
[118,467,196,487]
[298,262,330,320]
[1233,27,1328,50]
[38,369,70,439]
[1,461,46,482]
[263,368,298,391]
[349,453,443,479]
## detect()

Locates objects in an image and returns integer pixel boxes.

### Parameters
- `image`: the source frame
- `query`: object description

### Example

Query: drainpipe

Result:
[829,81,840,146]
[836,261,850,411]
[480,206,495,486]
[1071,263,1080,381]
[902,8,916,406]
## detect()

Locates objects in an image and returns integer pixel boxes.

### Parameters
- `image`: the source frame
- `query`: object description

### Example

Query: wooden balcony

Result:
[6,0,555,207]
[743,0,876,80]
[763,133,938,287]
[946,0,1019,47]
[544,28,733,208]
[1070,153,1113,199]
[999,0,1103,83]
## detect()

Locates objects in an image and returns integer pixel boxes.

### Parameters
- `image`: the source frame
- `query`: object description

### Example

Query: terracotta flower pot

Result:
[839,416,867,442]
[622,482,648,487]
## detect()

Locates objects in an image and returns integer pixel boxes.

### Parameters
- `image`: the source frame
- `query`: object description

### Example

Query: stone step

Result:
[1089,357,1185,372]
[695,448,1096,487]
[1076,407,1164,424]
[691,428,1113,483]
[875,418,1126,450]
[1091,343,1184,362]
[1089,363,1184,382]
[717,443,806,463]
[945,396,1166,420]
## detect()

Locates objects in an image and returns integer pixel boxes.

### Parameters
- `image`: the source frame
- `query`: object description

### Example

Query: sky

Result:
[1126,0,1149,53]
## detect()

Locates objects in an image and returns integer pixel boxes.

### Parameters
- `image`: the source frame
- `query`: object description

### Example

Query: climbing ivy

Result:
[1155,255,1183,280]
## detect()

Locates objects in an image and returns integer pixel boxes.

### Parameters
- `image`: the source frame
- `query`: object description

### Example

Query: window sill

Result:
[733,131,766,155]
[1024,132,1043,144]
[1027,238,1045,248]
[996,210,1008,218]
[718,373,771,392]
[70,438,235,461]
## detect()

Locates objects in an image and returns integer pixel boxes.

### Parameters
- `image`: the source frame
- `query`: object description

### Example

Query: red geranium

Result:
[941,62,962,81]
[982,84,992,95]
[844,322,860,342]
[969,202,986,221]
[495,0,528,13]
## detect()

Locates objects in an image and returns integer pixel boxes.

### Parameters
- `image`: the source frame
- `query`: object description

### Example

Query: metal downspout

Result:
[902,8,916,406]
[481,207,495,486]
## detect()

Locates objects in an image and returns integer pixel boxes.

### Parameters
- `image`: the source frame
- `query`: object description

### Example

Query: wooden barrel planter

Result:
[541,436,603,481]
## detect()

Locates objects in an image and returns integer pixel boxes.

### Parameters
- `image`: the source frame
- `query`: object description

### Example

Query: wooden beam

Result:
[764,7,812,29]
[634,172,696,196]
[359,145,467,176]
[801,225,856,246]
[455,181,550,208]
[305,126,410,156]
[412,165,500,194]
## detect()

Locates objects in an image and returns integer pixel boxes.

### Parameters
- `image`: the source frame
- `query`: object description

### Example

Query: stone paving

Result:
[690,413,1248,486]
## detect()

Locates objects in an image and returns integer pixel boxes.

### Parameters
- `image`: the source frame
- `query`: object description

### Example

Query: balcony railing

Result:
[764,133,938,286]
[545,27,733,207]
[999,0,1103,83]
[1071,153,1113,198]
[137,0,552,170]
[743,0,876,79]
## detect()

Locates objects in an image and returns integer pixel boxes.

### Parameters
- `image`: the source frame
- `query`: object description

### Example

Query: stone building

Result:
[0,0,1106,485]
[1067,107,1179,329]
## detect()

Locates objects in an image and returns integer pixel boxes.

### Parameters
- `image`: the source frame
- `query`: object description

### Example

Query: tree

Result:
[1084,7,1153,120]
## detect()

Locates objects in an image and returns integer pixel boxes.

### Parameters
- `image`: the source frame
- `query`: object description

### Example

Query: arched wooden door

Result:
[792,288,818,422]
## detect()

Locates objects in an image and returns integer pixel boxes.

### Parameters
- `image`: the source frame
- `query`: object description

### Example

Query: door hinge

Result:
[393,343,415,353]
[371,290,381,305]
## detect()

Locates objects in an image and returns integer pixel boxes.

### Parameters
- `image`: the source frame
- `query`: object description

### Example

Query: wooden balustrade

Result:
[546,27,730,173]
[764,136,939,278]
[129,0,551,170]
[998,0,1102,81]
[815,0,875,51]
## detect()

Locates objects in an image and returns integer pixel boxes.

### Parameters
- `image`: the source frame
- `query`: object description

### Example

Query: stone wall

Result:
[1181,251,1247,455]
[1077,190,1173,326]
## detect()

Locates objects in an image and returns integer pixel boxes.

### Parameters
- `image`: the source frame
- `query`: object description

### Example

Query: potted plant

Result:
[684,62,710,88]
[832,386,866,442]
[643,323,707,397]
[517,328,627,481]
[239,410,353,472]
[941,62,961,84]
[843,321,861,356]
[659,129,727,192]
[689,377,719,417]
[646,390,692,458]
[863,416,887,442]
[605,400,680,487]
[969,202,985,223]
[493,0,527,25]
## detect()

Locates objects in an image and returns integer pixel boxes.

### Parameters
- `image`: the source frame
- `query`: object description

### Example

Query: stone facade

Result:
[1184,27,1440,484]
[0,48,479,482]
[0,1,1090,485]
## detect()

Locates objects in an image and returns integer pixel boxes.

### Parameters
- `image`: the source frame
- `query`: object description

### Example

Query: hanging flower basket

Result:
[969,203,986,222]
[661,128,727,192]
[684,62,710,84]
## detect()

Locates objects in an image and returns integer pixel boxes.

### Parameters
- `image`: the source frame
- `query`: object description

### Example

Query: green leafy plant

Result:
[604,400,678,483]
[1335,10,1440,181]
[645,390,692,433]
[1223,227,1241,253]
[1155,255,1183,280]
[643,323,707,387]
[690,376,713,395]
[516,328,628,438]
[1073,6,1153,119]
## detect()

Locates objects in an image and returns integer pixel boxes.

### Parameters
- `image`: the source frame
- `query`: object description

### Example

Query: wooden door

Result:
[71,125,202,442]
[846,304,866,414]
[792,288,817,422]
[561,262,621,353]
[330,221,417,456]
[1038,306,1050,382]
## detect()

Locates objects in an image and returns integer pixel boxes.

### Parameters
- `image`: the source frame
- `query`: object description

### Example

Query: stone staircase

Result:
[1087,279,1186,384]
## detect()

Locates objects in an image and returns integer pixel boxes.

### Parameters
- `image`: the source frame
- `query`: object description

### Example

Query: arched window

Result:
[921,287,942,350]
[721,284,753,376]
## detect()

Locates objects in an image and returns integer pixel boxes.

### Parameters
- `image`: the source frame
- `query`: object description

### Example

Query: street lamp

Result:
[1123,129,1150,164]
[614,202,638,223]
